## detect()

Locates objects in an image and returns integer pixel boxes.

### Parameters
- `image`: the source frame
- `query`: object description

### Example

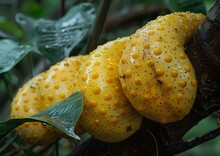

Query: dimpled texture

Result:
[73,38,143,143]
[119,12,205,123]
[10,73,57,145]
[39,55,88,135]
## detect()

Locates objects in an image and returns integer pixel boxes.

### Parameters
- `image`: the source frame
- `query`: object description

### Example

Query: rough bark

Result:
[70,1,220,155]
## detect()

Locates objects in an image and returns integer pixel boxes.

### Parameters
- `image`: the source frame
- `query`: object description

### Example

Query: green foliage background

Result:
[0,0,218,156]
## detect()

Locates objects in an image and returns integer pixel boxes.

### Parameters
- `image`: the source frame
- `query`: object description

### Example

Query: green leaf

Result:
[16,3,96,63]
[163,0,207,14]
[21,0,60,18]
[0,39,34,74]
[0,19,24,39]
[0,91,83,140]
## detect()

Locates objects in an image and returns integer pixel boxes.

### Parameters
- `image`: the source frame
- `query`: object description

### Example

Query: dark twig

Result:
[0,133,18,153]
[105,4,168,32]
[85,0,112,54]
[2,73,14,101]
[26,53,34,79]
[56,139,59,156]
[171,126,220,155]
[32,143,55,154]
[60,0,65,17]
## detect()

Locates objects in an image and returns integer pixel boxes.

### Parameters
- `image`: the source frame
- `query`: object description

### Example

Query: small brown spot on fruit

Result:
[171,70,178,78]
[44,83,50,89]
[119,109,126,115]
[106,77,113,83]
[191,79,197,87]
[52,74,57,79]
[61,76,67,81]
[147,60,154,67]
[115,86,121,92]
[92,72,99,79]
[164,55,172,63]
[114,100,120,107]
[89,100,97,107]
[179,80,186,88]
[179,52,186,59]
[82,75,87,81]
[94,62,100,66]
[122,83,127,90]
[94,119,100,125]
[148,31,155,36]
[104,93,112,101]
[137,106,145,112]
[131,40,137,47]
[86,61,91,66]
[93,86,101,95]
[130,90,137,97]
[155,68,164,77]
[54,84,60,90]
[156,37,164,42]
[99,108,107,115]
[48,93,54,100]
[144,43,150,49]
[132,52,139,59]
[23,99,29,103]
[121,57,127,64]
[23,105,29,112]
[143,95,150,101]
[134,78,141,85]
[172,46,177,51]
[157,27,165,31]
[81,86,86,93]
[184,65,191,72]
[125,69,132,78]
[111,118,119,123]
[107,65,114,70]
[177,93,184,101]
[126,126,132,132]
[59,93,66,99]
[153,48,162,55]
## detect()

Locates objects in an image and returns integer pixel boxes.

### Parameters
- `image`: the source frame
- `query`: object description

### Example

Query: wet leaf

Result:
[16,3,96,63]
[0,91,83,140]
[0,39,34,74]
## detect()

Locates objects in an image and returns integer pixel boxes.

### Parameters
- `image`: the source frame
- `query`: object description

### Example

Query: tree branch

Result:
[60,0,65,17]
[105,4,169,32]
[85,0,112,54]
[171,126,220,155]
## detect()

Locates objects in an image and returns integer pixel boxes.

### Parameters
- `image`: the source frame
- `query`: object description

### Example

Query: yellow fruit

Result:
[10,73,57,145]
[39,55,88,135]
[119,12,205,123]
[73,38,143,143]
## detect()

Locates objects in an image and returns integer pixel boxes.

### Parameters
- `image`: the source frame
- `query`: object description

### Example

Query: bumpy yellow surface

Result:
[119,12,205,123]
[39,55,88,135]
[10,56,88,145]
[10,73,57,145]
[73,38,143,142]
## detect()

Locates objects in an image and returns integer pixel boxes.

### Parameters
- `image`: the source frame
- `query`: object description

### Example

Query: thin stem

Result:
[56,139,59,156]
[18,53,34,81]
[171,126,220,155]
[0,133,18,153]
[3,73,13,101]
[146,129,158,156]
[60,0,65,17]
[27,54,33,79]
[85,0,112,54]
